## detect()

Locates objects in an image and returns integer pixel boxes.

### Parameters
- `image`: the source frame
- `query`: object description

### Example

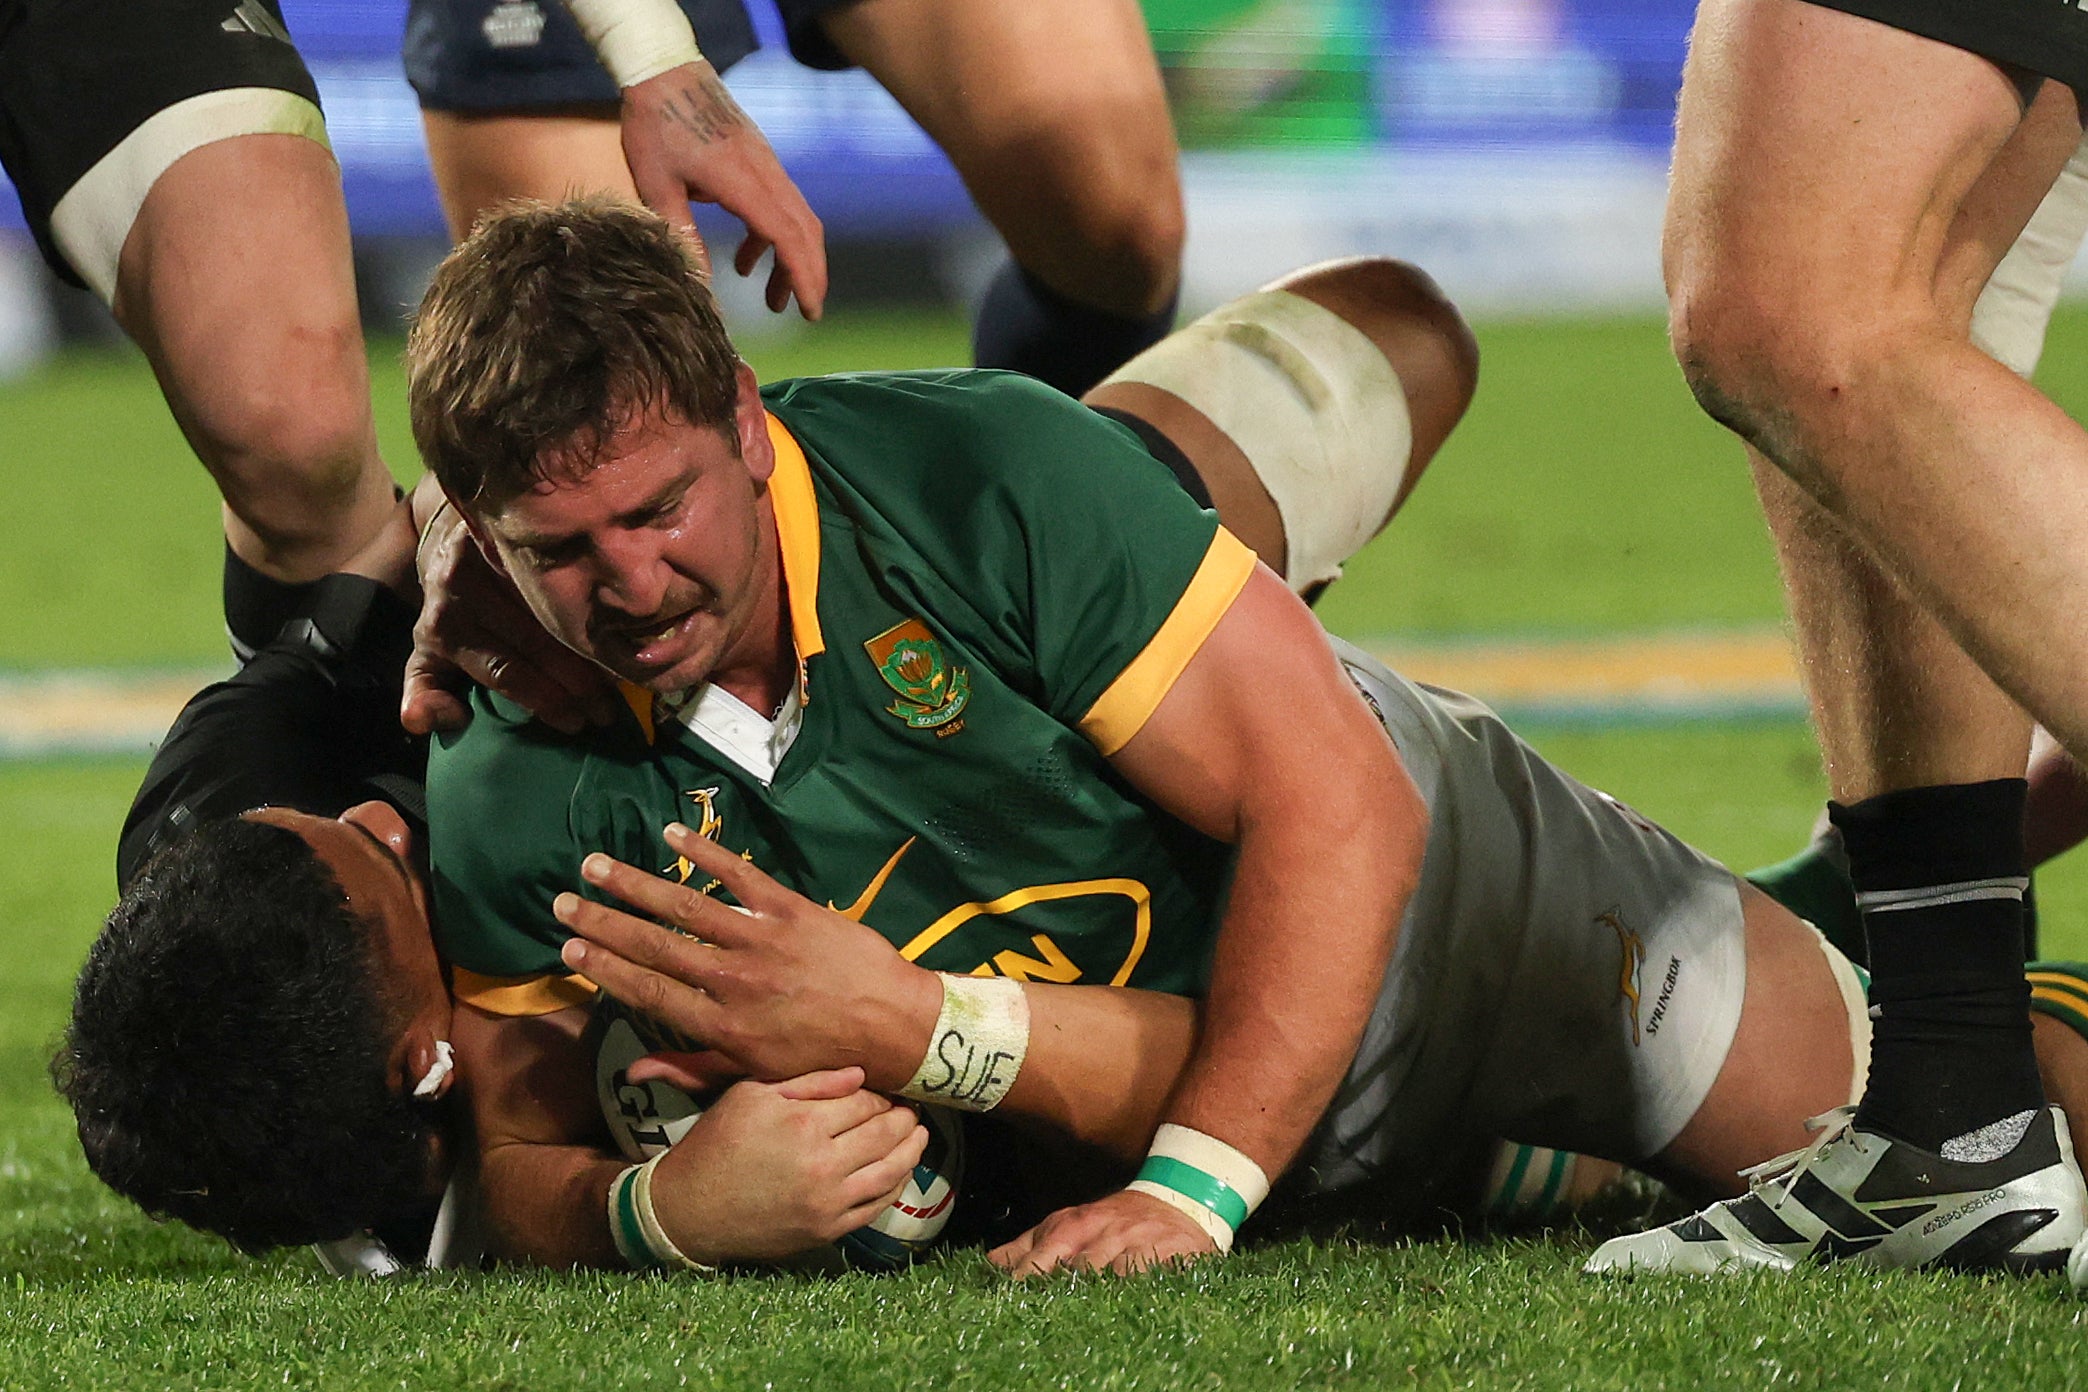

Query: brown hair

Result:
[406,196,742,507]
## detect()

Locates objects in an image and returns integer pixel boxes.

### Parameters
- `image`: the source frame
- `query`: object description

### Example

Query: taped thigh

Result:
[49,89,329,305]
[1098,288,1413,593]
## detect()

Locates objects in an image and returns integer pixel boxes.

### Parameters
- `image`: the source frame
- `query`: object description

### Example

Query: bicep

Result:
[1105,565,1403,838]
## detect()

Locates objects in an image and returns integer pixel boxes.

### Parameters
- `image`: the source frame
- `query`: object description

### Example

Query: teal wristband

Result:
[1135,1154,1250,1233]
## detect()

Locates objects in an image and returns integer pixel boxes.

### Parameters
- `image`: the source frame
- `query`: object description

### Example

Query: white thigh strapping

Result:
[49,88,330,305]
[1971,131,2088,379]
[1813,926,1873,1109]
[1098,288,1413,593]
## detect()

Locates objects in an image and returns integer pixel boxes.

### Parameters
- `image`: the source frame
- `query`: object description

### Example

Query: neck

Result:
[702,506,793,716]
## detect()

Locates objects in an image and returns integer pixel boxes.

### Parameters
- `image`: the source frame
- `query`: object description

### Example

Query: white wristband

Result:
[898,973,1030,1112]
[606,1155,715,1271]
[1126,1124,1271,1255]
[564,0,703,89]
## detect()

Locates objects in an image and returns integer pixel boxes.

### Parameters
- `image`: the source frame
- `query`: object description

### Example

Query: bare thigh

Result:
[1653,886,1857,1197]
[820,0,1182,315]
[421,107,636,242]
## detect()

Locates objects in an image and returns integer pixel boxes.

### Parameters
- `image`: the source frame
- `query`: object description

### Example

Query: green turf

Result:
[12,307,2088,1385]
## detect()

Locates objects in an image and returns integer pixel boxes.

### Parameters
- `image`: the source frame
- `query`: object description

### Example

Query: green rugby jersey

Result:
[429,371,1259,1016]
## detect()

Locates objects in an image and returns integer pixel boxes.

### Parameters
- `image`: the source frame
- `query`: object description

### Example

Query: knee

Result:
[1271,257,1480,458]
[975,103,1185,316]
[187,323,380,547]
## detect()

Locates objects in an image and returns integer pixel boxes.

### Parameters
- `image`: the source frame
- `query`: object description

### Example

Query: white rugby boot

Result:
[1584,1106,2086,1277]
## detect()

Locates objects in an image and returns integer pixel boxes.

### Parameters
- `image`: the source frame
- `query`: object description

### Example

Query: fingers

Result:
[573,850,764,945]
[555,897,725,1038]
[626,1049,745,1093]
[771,1066,868,1102]
[662,823,791,911]
[400,652,471,735]
[986,1196,1218,1278]
[834,1120,931,1225]
[735,232,770,280]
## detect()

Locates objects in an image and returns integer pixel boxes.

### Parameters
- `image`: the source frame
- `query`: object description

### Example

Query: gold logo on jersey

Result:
[668,787,729,888]
[1601,910,1646,1046]
[864,618,970,733]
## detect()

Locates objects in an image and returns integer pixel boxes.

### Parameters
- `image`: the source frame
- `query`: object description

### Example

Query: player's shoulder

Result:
[426,688,614,825]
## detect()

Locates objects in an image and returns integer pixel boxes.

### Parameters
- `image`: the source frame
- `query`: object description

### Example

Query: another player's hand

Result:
[620,61,826,319]
[649,1067,927,1264]
[988,1189,1220,1277]
[554,823,943,1088]
[403,508,621,736]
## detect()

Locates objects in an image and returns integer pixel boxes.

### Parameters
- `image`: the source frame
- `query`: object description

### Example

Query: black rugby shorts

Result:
[0,0,320,287]
[1799,0,2088,101]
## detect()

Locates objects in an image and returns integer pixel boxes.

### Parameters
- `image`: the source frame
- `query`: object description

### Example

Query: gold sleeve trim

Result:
[764,413,826,662]
[1077,528,1257,756]
[452,966,598,1016]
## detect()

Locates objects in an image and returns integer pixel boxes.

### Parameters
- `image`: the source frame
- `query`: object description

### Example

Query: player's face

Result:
[475,366,779,694]
[243,802,453,1102]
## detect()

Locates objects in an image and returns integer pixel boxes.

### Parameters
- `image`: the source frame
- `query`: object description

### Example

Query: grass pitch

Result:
[8,307,2088,1387]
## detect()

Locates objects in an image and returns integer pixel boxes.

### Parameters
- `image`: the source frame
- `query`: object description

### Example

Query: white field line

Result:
[0,630,1807,760]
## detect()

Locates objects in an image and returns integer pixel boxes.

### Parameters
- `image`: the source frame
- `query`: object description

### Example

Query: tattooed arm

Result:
[619,59,828,319]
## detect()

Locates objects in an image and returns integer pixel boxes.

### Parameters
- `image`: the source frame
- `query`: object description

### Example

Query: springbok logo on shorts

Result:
[1600,909,1646,1046]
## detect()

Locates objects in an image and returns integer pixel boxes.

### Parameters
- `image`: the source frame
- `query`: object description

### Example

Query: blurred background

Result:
[0,0,1720,368]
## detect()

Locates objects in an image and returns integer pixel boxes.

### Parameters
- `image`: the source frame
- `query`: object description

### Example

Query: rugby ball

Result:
[587,995,962,1269]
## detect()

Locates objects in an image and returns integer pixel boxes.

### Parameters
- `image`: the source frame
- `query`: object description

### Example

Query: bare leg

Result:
[114,134,395,586]
[821,0,1182,393]
[1653,886,1856,1195]
[822,0,1180,319]
[419,107,635,242]
[1669,3,2088,759]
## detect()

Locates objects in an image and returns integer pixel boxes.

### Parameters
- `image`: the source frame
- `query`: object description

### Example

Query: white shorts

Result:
[1298,641,1748,1205]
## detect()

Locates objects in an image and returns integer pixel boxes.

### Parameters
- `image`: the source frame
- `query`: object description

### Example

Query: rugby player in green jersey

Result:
[403,200,2088,1277]
[55,198,1477,1265]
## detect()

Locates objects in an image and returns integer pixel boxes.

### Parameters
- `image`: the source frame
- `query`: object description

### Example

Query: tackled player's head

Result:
[53,811,450,1253]
[406,197,786,695]
[406,195,742,512]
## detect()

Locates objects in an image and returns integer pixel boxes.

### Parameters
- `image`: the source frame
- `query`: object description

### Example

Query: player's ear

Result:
[343,800,414,861]
[734,361,774,485]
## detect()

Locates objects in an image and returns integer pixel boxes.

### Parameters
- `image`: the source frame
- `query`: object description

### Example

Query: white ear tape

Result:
[412,1039,456,1099]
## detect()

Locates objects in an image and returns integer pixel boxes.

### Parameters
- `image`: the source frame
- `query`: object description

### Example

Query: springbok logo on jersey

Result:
[864,619,970,733]
[1601,909,1646,1046]
[666,787,728,887]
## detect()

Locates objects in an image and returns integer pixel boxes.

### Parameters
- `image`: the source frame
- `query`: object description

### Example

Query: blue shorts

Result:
[405,0,856,111]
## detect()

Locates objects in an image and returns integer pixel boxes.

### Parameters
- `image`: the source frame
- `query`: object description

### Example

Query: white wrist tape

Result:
[607,1154,715,1271]
[898,973,1030,1112]
[564,0,702,89]
[1127,1124,1271,1255]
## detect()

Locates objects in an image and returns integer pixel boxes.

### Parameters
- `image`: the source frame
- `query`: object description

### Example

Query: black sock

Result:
[223,545,322,662]
[1832,779,2044,1153]
[971,260,1177,398]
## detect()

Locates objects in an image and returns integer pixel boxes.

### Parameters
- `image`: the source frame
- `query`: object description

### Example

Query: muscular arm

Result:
[454,997,929,1268]
[453,1002,627,1267]
[555,852,1200,1162]
[1107,568,1423,1173]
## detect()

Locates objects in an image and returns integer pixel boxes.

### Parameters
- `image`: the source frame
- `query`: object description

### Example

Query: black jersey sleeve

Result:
[116,576,427,888]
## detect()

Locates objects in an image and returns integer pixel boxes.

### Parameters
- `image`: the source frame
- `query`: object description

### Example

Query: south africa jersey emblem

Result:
[864,618,970,730]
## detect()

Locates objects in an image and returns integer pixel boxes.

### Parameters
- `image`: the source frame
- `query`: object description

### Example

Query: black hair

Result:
[52,817,436,1253]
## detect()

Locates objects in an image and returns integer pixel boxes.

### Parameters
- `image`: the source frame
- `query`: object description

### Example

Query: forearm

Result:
[1165,785,1426,1175]
[985,984,1198,1162]
[479,1138,628,1269]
